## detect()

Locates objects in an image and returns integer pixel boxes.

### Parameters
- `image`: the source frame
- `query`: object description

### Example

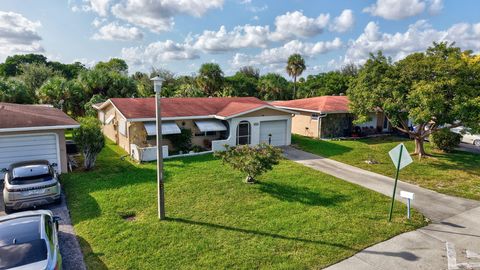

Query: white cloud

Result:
[92,17,107,28]
[330,9,354,33]
[232,38,342,68]
[121,40,199,67]
[363,0,443,20]
[0,11,44,61]
[269,11,330,41]
[90,0,110,16]
[92,22,143,41]
[344,20,480,65]
[193,25,270,52]
[112,0,223,33]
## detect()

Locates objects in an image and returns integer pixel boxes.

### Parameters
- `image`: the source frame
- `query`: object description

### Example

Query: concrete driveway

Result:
[0,183,86,270]
[284,147,480,270]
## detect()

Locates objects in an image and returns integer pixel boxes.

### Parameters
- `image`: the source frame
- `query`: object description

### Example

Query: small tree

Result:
[286,54,306,99]
[73,117,105,170]
[215,144,282,183]
[169,128,192,153]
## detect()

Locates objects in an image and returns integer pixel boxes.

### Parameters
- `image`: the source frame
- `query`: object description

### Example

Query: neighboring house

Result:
[0,103,79,176]
[93,97,294,161]
[271,96,391,139]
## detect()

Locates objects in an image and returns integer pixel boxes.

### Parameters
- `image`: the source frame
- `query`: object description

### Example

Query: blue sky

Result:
[1,0,479,76]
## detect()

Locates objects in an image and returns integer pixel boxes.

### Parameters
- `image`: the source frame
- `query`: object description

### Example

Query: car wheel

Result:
[474,140,480,147]
[54,197,62,205]
[4,204,13,214]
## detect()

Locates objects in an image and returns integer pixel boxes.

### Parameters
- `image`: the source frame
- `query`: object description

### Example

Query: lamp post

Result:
[151,76,165,220]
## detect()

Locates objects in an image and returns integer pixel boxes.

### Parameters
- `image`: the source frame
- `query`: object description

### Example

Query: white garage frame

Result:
[0,132,62,175]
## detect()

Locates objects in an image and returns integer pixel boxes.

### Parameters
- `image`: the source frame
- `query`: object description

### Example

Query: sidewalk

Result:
[283,147,480,270]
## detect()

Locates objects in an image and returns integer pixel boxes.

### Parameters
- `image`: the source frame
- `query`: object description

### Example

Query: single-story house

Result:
[271,96,391,139]
[0,103,80,176]
[93,97,294,161]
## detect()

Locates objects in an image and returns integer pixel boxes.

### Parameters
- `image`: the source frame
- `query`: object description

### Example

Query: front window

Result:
[237,121,251,145]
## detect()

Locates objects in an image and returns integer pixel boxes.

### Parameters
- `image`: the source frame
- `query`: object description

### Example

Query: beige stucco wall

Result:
[98,103,131,153]
[290,111,319,138]
[0,129,68,173]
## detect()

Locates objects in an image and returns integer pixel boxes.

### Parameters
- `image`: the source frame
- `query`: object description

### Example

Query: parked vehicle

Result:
[0,210,62,270]
[2,160,61,214]
[450,127,480,147]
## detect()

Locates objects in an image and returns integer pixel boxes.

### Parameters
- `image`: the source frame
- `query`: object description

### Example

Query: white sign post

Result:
[388,143,413,222]
[400,191,414,219]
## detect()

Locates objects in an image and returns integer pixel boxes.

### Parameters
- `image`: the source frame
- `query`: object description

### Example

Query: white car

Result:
[450,127,480,147]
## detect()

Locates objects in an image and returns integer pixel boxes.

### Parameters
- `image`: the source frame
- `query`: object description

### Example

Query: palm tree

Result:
[286,54,306,99]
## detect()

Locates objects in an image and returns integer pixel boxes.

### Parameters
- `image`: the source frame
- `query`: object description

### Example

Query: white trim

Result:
[0,125,80,133]
[0,132,62,174]
[273,105,350,114]
[127,115,218,122]
[219,105,297,120]
[95,99,128,121]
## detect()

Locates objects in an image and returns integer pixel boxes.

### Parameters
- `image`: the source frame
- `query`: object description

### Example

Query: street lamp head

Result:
[151,76,164,94]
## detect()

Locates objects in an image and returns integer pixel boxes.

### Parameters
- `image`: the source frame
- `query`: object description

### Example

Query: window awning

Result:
[144,122,181,136]
[105,115,115,124]
[195,120,227,132]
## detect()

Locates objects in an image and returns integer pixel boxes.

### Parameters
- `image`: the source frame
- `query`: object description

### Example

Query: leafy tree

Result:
[132,72,154,97]
[173,83,205,97]
[340,63,359,77]
[18,63,60,97]
[286,54,306,99]
[224,72,258,97]
[95,58,128,74]
[0,54,47,77]
[47,61,86,79]
[297,71,351,98]
[84,94,106,117]
[79,68,136,98]
[0,79,34,104]
[150,68,177,97]
[238,66,260,79]
[37,77,86,115]
[257,73,290,100]
[215,143,282,183]
[348,43,480,158]
[197,63,224,96]
[73,117,105,170]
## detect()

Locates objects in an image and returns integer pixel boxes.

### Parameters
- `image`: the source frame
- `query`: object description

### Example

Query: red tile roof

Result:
[0,103,79,130]
[105,97,273,119]
[271,96,350,113]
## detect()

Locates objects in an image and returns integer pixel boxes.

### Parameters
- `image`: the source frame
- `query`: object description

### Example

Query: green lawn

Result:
[62,140,425,269]
[292,135,480,200]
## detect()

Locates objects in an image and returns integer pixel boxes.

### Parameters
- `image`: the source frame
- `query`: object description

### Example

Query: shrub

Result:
[429,128,461,152]
[168,128,192,153]
[214,143,282,183]
[73,117,105,170]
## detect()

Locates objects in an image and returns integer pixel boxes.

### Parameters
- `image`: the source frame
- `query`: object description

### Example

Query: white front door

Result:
[260,120,287,146]
[0,133,60,177]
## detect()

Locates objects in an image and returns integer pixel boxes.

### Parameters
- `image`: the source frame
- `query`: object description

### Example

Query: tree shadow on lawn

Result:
[258,181,349,206]
[76,236,109,270]
[426,150,480,177]
[167,217,358,251]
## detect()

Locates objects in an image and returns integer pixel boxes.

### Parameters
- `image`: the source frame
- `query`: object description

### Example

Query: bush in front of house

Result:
[169,128,192,153]
[73,117,105,170]
[215,143,282,183]
[429,128,461,152]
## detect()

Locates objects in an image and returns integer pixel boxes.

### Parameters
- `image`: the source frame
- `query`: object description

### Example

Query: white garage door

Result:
[260,120,287,146]
[0,134,60,177]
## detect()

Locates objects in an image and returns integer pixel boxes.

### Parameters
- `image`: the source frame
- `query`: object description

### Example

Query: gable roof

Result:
[97,97,293,121]
[0,103,79,132]
[270,96,350,114]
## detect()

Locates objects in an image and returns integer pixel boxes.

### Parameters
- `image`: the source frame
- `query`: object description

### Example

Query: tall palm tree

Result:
[286,54,306,99]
